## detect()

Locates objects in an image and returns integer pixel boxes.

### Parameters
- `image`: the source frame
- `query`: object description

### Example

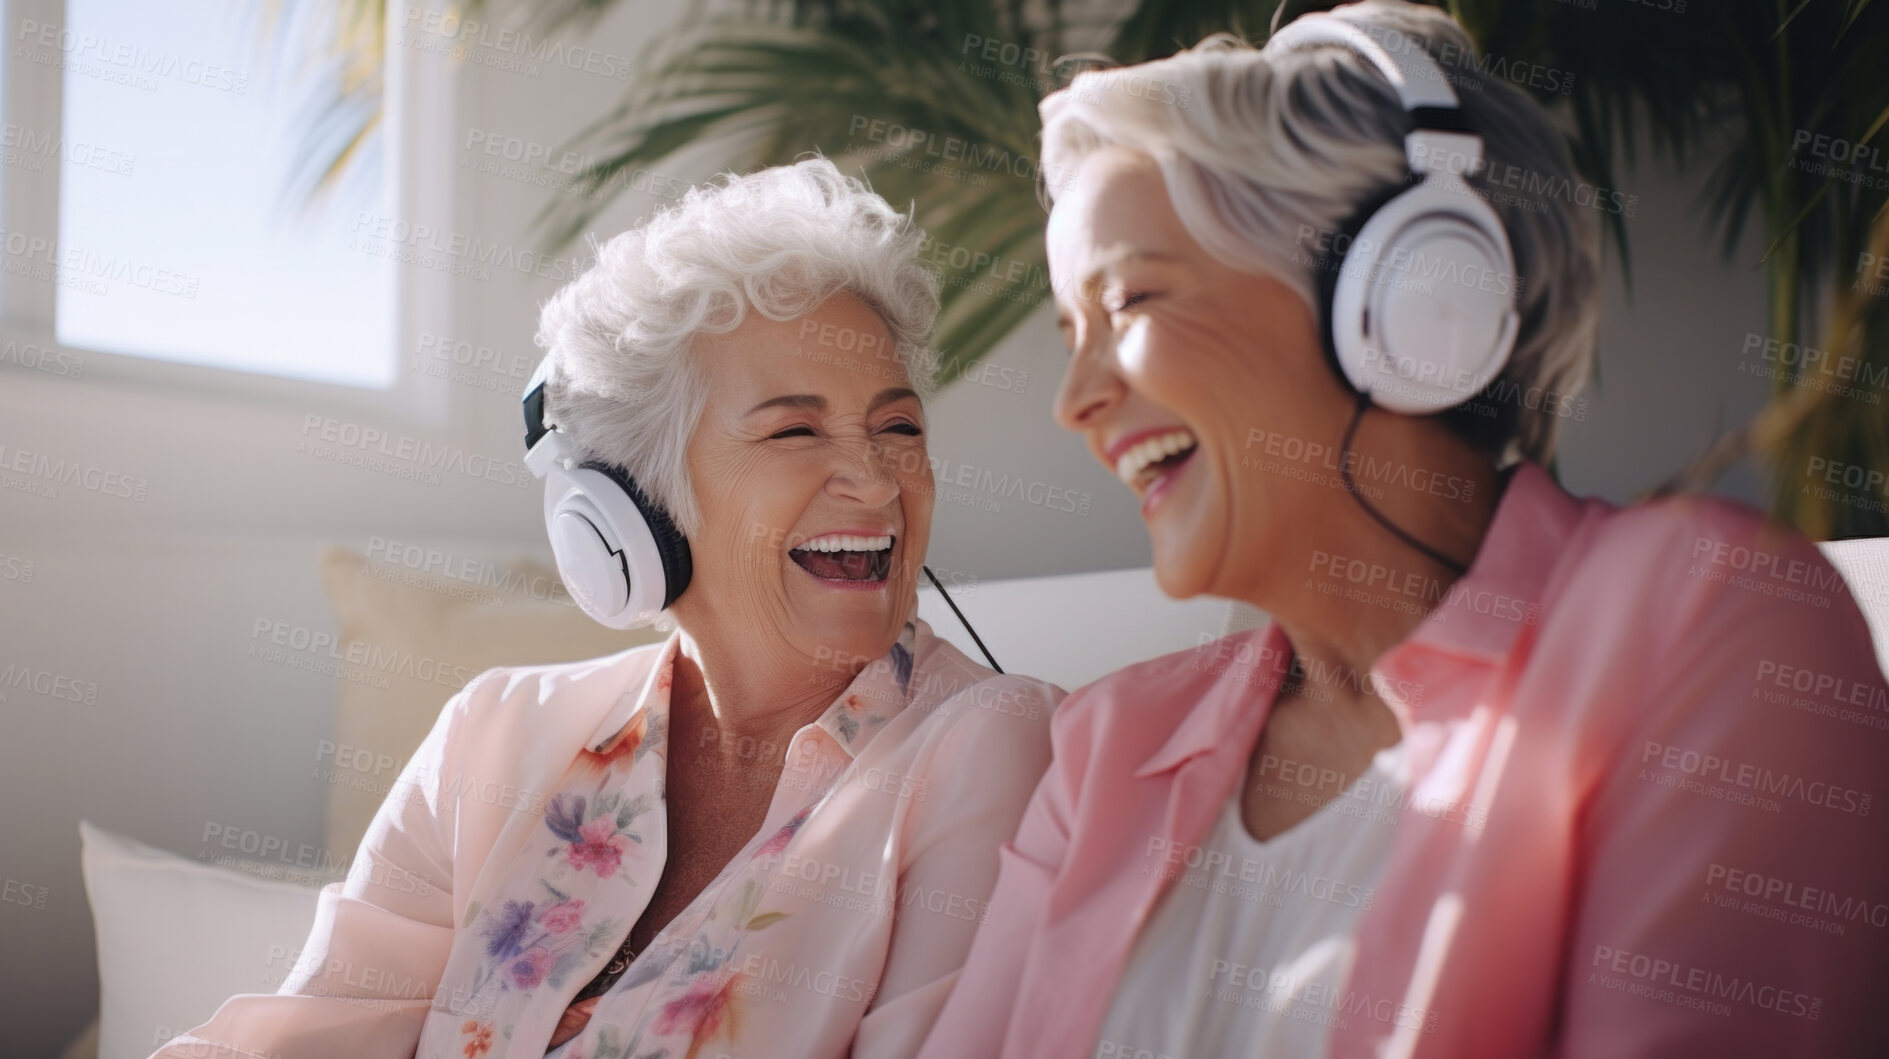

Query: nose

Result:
[826,434,901,509]
[1053,317,1127,433]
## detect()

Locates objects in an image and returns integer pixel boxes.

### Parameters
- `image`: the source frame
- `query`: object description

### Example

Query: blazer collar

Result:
[1380,460,1586,672]
[1135,622,1292,778]
[1133,461,1587,780]
[584,619,921,760]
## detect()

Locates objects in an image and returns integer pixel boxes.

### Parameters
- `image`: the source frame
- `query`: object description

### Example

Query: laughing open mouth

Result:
[789,533,895,582]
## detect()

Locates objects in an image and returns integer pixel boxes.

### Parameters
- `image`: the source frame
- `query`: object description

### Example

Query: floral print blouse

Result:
[153,617,1063,1059]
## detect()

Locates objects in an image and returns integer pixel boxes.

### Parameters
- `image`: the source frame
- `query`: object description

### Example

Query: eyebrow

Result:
[1076,246,1180,289]
[1054,247,1181,327]
[744,387,920,417]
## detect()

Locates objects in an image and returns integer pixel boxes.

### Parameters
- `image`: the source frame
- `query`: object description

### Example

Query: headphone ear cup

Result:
[540,461,692,629]
[1326,176,1519,415]
[1314,176,1417,392]
[580,461,693,609]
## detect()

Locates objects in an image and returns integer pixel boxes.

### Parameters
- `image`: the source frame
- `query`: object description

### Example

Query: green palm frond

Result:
[532,3,1071,383]
[269,0,1889,535]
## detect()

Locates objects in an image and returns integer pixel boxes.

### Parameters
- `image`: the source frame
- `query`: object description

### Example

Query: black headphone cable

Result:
[1337,389,1470,578]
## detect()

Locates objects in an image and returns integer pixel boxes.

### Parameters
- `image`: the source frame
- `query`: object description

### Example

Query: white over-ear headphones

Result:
[1267,9,1520,415]
[522,358,692,629]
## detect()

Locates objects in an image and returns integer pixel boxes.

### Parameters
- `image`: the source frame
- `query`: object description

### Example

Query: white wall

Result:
[0,11,1776,1054]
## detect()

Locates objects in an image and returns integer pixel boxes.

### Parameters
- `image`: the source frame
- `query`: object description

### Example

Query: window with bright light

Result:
[52,0,397,388]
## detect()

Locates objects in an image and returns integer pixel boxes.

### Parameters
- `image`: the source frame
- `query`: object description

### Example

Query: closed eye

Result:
[768,426,817,439]
[1109,290,1152,314]
[882,421,922,436]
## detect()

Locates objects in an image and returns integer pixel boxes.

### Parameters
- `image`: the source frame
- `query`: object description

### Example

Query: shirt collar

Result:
[810,618,920,757]
[587,630,684,754]
[584,619,922,759]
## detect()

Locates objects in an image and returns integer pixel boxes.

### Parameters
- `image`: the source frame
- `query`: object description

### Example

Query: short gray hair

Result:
[1038,0,1601,465]
[534,156,942,536]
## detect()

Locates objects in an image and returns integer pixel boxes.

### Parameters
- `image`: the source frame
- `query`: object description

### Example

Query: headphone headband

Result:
[1266,16,1457,111]
[1266,7,1519,417]
[1266,13,1485,177]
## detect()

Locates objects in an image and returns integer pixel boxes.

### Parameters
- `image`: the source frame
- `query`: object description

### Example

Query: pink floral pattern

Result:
[419,622,931,1059]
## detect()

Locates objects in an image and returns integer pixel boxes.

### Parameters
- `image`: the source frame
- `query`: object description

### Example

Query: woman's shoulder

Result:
[1040,625,1278,766]
[904,620,1066,734]
[438,639,671,763]
[1557,485,1857,623]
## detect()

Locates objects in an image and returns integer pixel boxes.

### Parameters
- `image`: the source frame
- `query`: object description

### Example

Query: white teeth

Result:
[1113,429,1198,487]
[793,533,894,553]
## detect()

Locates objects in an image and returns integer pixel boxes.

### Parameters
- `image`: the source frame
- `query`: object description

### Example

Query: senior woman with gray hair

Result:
[920,2,1889,1057]
[154,157,1062,1059]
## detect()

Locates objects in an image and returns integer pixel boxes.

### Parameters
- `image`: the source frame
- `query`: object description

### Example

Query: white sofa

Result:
[69,546,1889,1059]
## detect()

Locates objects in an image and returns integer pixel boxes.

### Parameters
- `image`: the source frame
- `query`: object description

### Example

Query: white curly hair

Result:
[534,156,942,536]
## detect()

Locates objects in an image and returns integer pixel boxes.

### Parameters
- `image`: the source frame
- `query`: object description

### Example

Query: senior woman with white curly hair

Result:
[920,2,1889,1057]
[154,157,1062,1059]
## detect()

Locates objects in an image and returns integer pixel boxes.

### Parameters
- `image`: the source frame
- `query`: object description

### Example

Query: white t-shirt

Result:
[1094,742,1410,1059]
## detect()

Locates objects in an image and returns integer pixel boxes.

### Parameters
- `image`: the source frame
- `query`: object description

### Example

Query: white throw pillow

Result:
[78,819,342,1059]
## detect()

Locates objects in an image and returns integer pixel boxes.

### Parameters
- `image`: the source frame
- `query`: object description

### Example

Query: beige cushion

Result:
[317,546,667,855]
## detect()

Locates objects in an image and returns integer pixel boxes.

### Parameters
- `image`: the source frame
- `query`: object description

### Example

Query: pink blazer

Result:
[919,462,1889,1058]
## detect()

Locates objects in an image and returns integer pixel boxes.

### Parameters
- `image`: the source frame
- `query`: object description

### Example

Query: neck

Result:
[665,624,856,768]
[1256,413,1507,703]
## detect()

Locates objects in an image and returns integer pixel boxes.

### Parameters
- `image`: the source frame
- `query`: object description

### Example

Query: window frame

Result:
[0,0,461,428]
